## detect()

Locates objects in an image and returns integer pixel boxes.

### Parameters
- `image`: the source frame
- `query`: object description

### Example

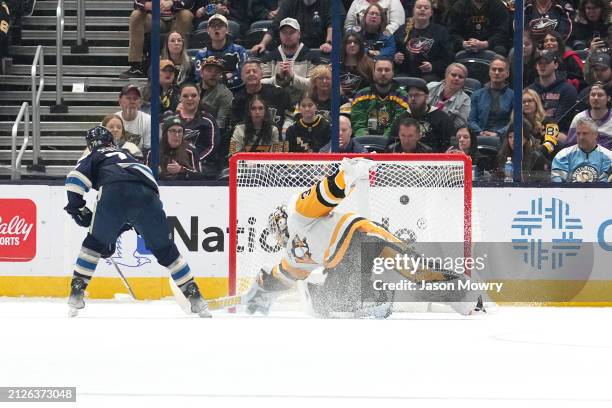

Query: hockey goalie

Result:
[242,157,485,318]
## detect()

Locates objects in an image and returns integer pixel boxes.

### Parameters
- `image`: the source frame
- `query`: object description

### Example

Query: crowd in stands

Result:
[47,0,610,183]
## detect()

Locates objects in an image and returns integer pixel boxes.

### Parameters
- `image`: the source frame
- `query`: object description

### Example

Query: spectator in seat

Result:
[391,81,455,152]
[229,95,281,155]
[148,115,202,180]
[319,115,368,153]
[522,88,547,141]
[192,1,247,36]
[387,116,433,152]
[496,120,548,181]
[340,32,374,100]
[514,89,562,159]
[427,62,471,129]
[250,0,335,55]
[511,31,539,89]
[305,64,348,121]
[468,55,514,140]
[1,1,10,66]
[286,92,331,152]
[351,58,409,138]
[250,0,279,22]
[579,52,612,110]
[161,31,195,85]
[393,0,452,81]
[194,14,247,92]
[100,114,144,160]
[540,30,585,91]
[230,60,293,136]
[141,59,181,117]
[552,117,612,182]
[566,83,612,149]
[115,85,152,152]
[446,0,510,55]
[525,0,573,43]
[360,3,396,59]
[528,50,578,132]
[573,0,610,50]
[121,0,194,78]
[345,0,406,36]
[175,83,220,168]
[198,55,233,131]
[447,126,484,167]
[261,18,321,105]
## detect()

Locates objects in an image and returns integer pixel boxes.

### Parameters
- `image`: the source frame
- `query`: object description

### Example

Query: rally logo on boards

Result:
[0,199,36,262]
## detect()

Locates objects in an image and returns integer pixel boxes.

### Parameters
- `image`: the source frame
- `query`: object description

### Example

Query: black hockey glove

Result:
[68,207,92,228]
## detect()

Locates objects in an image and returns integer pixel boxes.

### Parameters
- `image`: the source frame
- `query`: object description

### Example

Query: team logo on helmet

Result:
[86,126,115,150]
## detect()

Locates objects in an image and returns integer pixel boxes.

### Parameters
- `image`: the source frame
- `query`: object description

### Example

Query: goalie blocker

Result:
[234,156,481,318]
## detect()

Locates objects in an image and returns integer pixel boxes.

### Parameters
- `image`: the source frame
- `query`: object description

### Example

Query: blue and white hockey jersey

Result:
[551,144,612,182]
[65,147,158,212]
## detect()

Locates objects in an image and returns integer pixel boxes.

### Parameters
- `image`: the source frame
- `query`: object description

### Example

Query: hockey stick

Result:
[110,258,138,300]
[168,277,244,313]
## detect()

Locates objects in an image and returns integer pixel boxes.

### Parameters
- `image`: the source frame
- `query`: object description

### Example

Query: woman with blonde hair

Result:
[307,64,348,121]
[427,62,471,129]
[161,31,194,85]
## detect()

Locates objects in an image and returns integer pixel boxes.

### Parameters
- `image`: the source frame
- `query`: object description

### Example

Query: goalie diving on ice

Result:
[242,157,485,318]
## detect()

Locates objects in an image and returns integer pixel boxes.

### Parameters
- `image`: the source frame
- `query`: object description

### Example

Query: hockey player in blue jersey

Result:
[64,126,211,317]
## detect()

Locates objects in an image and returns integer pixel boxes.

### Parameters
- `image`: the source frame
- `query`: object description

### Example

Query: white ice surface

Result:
[1,298,612,408]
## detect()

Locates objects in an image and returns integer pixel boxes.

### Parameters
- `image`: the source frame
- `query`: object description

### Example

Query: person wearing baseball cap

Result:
[528,49,578,132]
[199,56,233,130]
[279,17,300,31]
[193,11,248,90]
[250,0,333,55]
[116,84,151,151]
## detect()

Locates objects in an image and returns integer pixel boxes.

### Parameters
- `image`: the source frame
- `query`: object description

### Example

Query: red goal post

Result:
[228,152,473,300]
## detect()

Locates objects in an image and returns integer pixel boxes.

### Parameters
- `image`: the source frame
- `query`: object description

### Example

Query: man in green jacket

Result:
[351,58,409,137]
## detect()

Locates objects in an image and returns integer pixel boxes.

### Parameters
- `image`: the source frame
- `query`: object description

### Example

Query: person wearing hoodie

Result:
[351,58,409,137]
[528,50,578,132]
[389,81,455,152]
[286,92,331,152]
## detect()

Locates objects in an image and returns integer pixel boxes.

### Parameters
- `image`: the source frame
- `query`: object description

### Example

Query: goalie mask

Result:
[268,205,289,247]
[86,125,116,150]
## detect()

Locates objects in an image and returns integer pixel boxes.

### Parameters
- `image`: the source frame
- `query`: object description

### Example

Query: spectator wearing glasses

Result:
[339,32,374,100]
[345,0,406,36]
[148,116,202,180]
[360,3,396,59]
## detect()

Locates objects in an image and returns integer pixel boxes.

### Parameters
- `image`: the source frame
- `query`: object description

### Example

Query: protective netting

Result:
[231,156,470,299]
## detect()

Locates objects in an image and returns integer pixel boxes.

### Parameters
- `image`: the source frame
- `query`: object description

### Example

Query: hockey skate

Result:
[68,277,86,317]
[182,282,212,318]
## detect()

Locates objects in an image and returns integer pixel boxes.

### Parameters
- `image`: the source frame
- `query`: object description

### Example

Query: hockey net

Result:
[229,153,472,311]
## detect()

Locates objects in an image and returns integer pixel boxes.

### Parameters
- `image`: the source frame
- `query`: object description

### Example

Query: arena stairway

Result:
[0,0,147,179]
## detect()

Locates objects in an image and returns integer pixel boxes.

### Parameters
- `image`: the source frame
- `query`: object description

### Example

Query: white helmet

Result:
[268,205,289,247]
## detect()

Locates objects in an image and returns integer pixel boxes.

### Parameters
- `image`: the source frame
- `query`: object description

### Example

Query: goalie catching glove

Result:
[339,157,376,193]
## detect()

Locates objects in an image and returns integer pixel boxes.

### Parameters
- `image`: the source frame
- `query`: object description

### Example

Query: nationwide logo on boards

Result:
[511,197,583,270]
[0,198,36,262]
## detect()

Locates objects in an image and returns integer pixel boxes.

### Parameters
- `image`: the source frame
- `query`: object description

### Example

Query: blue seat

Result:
[189,30,210,49]
[241,27,269,50]
[249,20,274,31]
[464,77,482,95]
[353,135,389,153]
[393,76,427,91]
[455,50,498,85]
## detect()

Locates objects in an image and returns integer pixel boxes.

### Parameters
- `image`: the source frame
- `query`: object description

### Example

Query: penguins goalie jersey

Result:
[270,170,400,283]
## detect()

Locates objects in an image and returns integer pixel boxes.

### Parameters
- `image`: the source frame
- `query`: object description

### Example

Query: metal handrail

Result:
[56,0,64,107]
[30,45,44,166]
[11,103,30,180]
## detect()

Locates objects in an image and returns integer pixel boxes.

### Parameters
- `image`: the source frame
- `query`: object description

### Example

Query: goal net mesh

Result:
[230,154,471,308]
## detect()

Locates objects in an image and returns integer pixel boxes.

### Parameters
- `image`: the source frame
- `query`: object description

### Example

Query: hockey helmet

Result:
[268,205,289,247]
[86,125,115,150]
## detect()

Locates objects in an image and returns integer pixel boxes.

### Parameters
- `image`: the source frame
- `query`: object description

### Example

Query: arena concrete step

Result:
[0,121,98,133]
[22,30,129,42]
[36,1,133,11]
[0,150,83,162]
[0,75,146,88]
[0,165,74,179]
[0,91,120,102]
[0,136,86,147]
[7,64,132,76]
[9,46,129,57]
[0,105,120,117]
[23,16,129,27]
